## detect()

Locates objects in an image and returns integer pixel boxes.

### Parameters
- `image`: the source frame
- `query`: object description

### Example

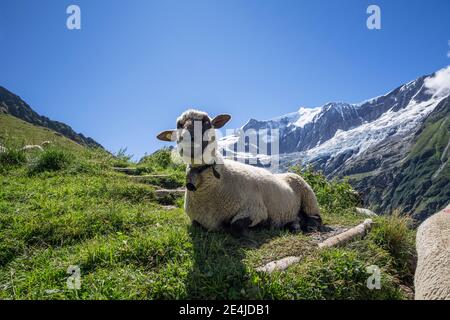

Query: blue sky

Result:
[0,0,449,159]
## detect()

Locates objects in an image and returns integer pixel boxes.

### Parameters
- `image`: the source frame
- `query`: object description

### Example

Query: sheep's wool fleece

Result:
[414,203,450,300]
[184,158,319,231]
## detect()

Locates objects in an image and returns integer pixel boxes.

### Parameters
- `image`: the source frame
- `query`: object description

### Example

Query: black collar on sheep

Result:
[188,163,221,179]
[186,162,221,192]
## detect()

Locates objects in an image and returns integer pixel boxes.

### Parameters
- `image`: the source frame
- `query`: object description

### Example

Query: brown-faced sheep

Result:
[414,203,450,300]
[157,109,323,236]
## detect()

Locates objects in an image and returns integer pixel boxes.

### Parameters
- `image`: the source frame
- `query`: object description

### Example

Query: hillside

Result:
[0,113,86,153]
[0,137,416,299]
[0,86,103,149]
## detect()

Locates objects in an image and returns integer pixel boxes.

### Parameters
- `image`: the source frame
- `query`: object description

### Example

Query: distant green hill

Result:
[0,86,102,149]
[0,113,86,152]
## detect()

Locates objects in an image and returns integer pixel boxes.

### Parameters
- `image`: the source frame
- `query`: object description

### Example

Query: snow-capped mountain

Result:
[220,73,438,166]
[219,67,450,220]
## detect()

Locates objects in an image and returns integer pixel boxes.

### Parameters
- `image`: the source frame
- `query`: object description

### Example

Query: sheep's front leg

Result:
[229,217,252,238]
[228,201,268,238]
[285,220,302,234]
[191,220,207,231]
[298,211,323,232]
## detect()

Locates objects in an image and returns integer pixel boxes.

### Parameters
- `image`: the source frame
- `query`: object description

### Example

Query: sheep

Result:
[21,145,44,152]
[41,141,52,147]
[157,109,323,236]
[414,203,450,300]
[0,145,44,153]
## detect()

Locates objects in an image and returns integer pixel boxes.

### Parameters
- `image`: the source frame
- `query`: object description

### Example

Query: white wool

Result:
[185,156,321,230]
[21,145,44,152]
[177,109,208,125]
[414,203,450,300]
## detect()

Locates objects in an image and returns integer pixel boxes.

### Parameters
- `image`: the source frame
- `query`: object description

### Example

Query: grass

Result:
[0,145,27,168]
[0,114,85,153]
[0,132,417,299]
[368,213,416,283]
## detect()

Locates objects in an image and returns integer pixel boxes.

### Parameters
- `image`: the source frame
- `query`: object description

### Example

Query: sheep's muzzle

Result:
[186,163,220,192]
[186,182,197,192]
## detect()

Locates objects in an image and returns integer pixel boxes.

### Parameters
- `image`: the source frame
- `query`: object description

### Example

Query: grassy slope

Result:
[0,120,416,300]
[400,102,450,218]
[0,114,85,153]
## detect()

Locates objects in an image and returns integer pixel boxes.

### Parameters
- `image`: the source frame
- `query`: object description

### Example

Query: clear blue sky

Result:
[1,0,449,159]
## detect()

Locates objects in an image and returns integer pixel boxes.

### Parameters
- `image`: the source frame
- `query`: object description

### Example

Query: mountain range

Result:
[220,67,450,221]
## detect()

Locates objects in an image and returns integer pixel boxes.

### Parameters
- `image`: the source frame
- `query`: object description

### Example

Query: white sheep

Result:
[41,141,52,147]
[157,109,323,235]
[0,146,6,153]
[21,145,44,152]
[414,203,450,300]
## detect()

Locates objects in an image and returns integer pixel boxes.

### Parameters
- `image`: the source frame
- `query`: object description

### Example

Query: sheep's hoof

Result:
[229,218,252,238]
[191,220,207,231]
[299,213,323,233]
[286,221,302,234]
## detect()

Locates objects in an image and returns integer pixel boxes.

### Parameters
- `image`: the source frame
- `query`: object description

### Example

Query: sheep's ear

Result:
[157,130,177,142]
[211,114,231,128]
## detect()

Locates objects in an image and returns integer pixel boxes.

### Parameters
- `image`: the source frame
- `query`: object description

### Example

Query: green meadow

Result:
[0,114,416,299]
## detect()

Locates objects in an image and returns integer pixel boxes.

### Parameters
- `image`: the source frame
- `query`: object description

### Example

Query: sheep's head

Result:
[156,109,231,166]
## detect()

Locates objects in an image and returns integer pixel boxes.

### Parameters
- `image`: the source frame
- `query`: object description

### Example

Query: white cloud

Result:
[424,66,450,97]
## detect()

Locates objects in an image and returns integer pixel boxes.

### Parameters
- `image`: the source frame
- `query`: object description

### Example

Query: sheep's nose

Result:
[186,183,197,192]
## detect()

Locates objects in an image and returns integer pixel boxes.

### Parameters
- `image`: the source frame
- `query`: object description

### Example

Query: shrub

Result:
[290,165,360,211]
[0,147,26,168]
[28,148,72,174]
[136,148,186,189]
[138,148,185,173]
[112,147,134,168]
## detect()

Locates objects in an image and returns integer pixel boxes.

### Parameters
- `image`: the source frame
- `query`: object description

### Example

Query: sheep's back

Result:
[414,204,450,300]
[221,160,301,225]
